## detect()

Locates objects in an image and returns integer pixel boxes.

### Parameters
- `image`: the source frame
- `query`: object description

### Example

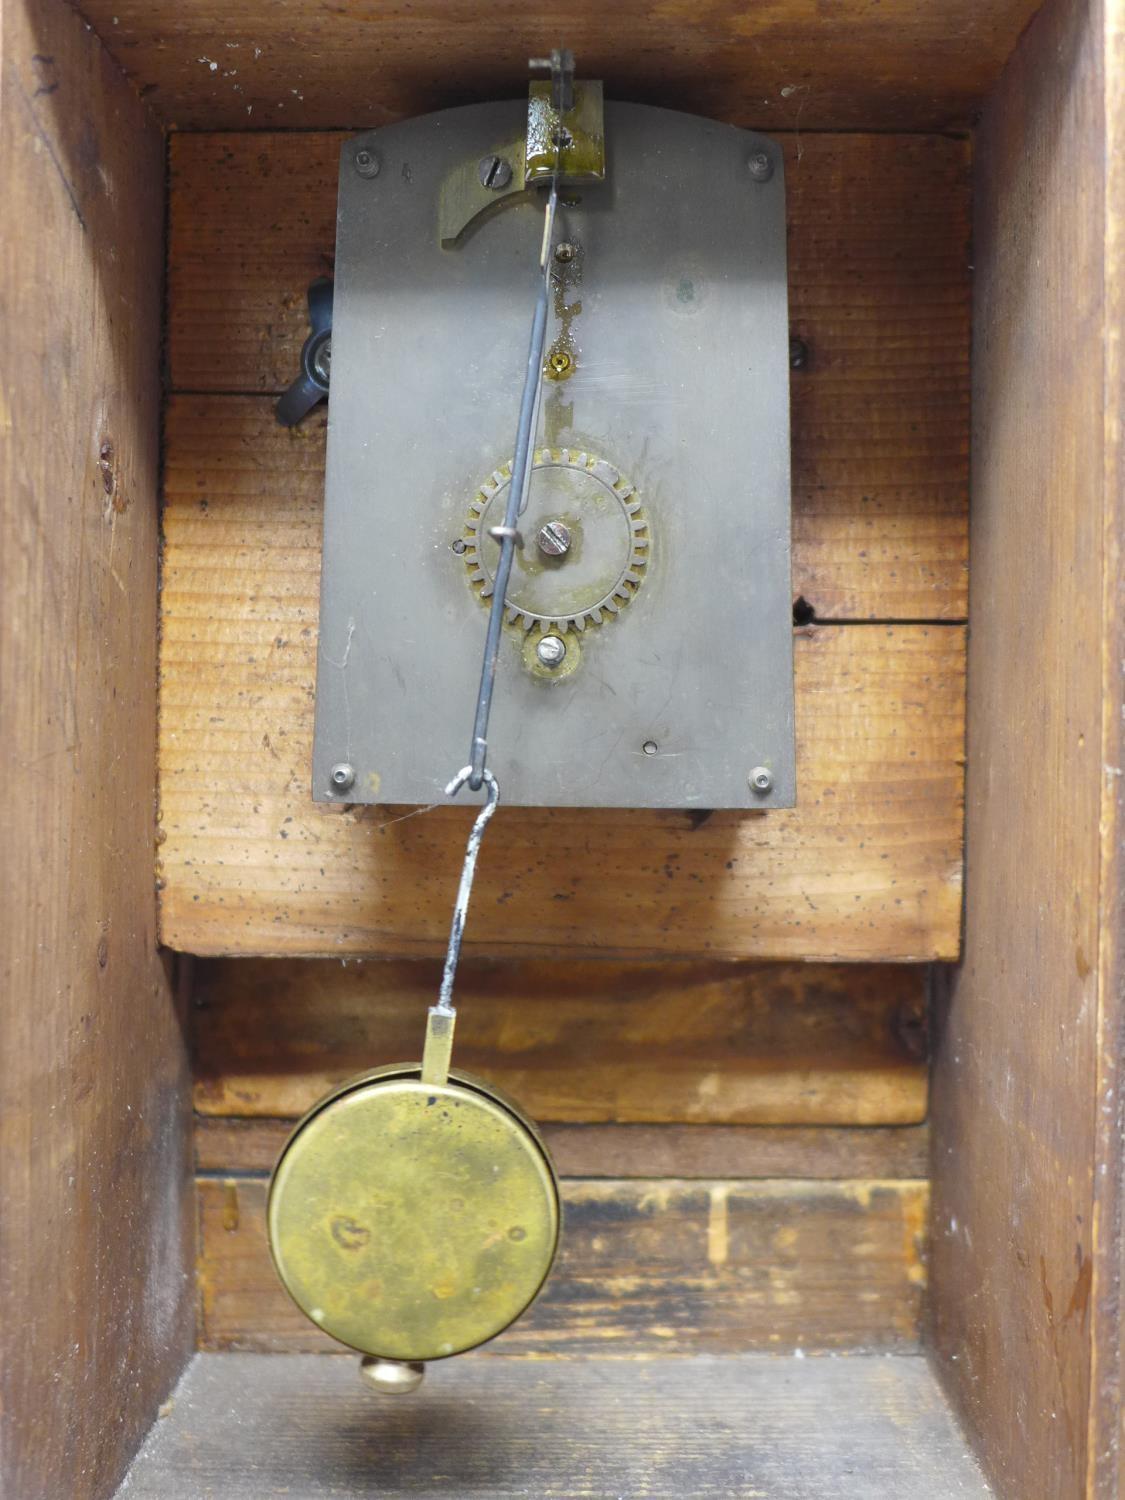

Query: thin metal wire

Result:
[466,233,554,790]
[436,766,500,1014]
[444,52,570,1034]
[465,73,567,791]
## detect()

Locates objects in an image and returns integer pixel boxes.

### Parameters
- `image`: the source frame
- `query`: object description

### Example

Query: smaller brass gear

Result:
[462,448,649,634]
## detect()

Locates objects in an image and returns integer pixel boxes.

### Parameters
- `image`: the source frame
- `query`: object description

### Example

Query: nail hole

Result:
[793,596,816,626]
[642,740,658,755]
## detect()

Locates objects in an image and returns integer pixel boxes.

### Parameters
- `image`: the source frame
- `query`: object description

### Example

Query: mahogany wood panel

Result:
[191,957,927,1125]
[0,5,193,1498]
[196,1115,930,1180]
[166,131,971,622]
[930,1,1125,1497]
[80,0,1040,133]
[197,1176,928,1354]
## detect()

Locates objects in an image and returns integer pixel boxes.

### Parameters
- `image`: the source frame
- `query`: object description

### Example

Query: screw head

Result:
[789,336,808,370]
[478,155,513,190]
[747,150,773,183]
[451,538,467,555]
[536,634,567,668]
[554,241,578,263]
[353,147,380,178]
[537,520,572,557]
[750,766,773,793]
[330,762,356,792]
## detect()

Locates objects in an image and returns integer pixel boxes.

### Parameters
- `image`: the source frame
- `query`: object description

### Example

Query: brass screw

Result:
[547,349,573,377]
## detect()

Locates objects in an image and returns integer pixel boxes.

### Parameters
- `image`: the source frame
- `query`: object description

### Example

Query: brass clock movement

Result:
[268,47,793,1390]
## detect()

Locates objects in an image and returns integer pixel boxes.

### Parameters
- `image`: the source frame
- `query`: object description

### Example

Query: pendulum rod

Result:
[434,50,574,1077]
[465,52,570,793]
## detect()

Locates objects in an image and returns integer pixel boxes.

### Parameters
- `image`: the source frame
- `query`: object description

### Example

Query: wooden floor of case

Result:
[116,1352,992,1498]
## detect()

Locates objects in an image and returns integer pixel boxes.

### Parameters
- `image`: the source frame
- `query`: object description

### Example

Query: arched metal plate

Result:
[314,101,794,809]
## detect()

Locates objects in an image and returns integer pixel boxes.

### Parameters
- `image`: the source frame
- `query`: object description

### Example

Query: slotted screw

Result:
[536,635,567,668]
[478,155,513,190]
[537,520,572,557]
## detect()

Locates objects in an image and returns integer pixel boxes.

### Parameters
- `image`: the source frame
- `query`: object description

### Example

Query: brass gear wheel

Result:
[462,448,649,634]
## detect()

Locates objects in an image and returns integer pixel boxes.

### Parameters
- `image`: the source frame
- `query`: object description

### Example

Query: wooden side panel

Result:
[192,958,928,1125]
[929,1,1124,1497]
[1100,9,1125,1494]
[166,132,971,622]
[195,1115,931,1179]
[79,0,1040,133]
[0,5,194,1499]
[197,1176,928,1354]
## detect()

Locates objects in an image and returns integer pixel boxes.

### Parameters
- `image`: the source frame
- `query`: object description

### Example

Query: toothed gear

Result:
[462,448,649,634]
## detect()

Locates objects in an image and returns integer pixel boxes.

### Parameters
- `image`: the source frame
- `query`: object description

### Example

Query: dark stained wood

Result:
[197,1176,928,1355]
[81,0,1040,134]
[0,4,194,1498]
[929,2,1125,1498]
[192,958,928,1125]
[166,132,971,622]
[116,1352,994,1499]
[196,1116,931,1180]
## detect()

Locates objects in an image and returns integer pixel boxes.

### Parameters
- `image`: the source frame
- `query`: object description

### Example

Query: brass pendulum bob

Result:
[266,772,559,1389]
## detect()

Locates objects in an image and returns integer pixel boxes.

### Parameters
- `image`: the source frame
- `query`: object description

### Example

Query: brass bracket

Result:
[525,80,605,185]
[439,77,604,247]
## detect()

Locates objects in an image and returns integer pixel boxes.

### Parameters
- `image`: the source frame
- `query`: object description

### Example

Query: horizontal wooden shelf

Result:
[89,0,1039,133]
[159,611,965,960]
[116,1352,993,1498]
[196,1116,931,1180]
[192,957,929,1126]
[197,1175,928,1355]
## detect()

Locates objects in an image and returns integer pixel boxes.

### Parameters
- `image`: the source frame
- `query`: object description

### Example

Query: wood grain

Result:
[929,2,1123,1497]
[0,5,194,1498]
[158,129,969,962]
[197,1176,928,1354]
[117,1352,994,1500]
[191,957,927,1125]
[159,607,965,960]
[1100,10,1125,1497]
[196,1115,931,1180]
[166,132,971,622]
[80,0,1039,134]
